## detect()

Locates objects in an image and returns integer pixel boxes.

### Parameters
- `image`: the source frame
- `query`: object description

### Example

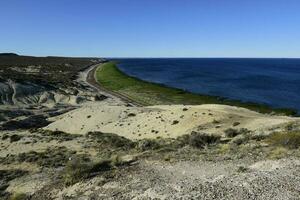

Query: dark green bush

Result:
[137,139,161,151]
[86,131,135,149]
[232,122,240,126]
[9,134,22,143]
[224,128,239,137]
[224,128,250,138]
[188,132,220,148]
[1,147,78,167]
[39,130,80,141]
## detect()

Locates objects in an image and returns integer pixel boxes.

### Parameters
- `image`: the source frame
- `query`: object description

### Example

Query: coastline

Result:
[95,62,297,116]
[85,63,143,106]
[2,57,300,199]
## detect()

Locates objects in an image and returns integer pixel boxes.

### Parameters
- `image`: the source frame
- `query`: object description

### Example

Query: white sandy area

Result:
[44,102,300,140]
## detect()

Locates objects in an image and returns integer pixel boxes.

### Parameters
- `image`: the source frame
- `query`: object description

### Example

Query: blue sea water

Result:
[115,58,300,113]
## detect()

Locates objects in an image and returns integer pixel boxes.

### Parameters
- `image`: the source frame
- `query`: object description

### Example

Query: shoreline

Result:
[95,62,297,116]
[2,57,300,199]
[85,63,143,106]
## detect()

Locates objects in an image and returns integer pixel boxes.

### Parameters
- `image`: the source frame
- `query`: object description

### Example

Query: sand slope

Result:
[45,102,299,139]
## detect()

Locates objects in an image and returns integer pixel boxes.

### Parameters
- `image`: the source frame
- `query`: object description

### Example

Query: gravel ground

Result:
[54,158,300,200]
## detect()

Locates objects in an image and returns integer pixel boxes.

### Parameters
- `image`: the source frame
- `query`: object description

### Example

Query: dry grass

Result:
[266,131,300,149]
[63,154,131,186]
[9,193,28,200]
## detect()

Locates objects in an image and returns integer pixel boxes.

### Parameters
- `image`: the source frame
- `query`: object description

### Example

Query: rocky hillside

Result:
[0,53,104,86]
[0,54,107,128]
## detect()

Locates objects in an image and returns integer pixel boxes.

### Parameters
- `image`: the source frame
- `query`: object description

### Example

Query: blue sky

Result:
[1,0,300,58]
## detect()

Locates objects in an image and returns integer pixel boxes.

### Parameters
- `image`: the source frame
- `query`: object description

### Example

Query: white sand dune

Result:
[45,102,299,139]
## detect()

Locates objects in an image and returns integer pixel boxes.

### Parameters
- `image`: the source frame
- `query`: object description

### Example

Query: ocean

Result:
[115,58,300,113]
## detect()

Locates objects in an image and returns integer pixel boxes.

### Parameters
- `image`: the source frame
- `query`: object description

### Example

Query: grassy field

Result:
[96,62,297,116]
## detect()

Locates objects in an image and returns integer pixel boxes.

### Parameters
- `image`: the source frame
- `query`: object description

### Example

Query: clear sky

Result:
[1,0,300,58]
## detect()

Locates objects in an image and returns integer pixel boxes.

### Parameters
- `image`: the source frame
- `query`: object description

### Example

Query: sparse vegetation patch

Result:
[266,131,300,149]
[0,147,78,167]
[187,132,221,148]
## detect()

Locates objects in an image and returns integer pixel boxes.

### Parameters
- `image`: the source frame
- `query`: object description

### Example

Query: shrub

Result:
[268,147,289,159]
[237,166,248,173]
[1,134,9,140]
[2,147,78,167]
[218,144,231,154]
[86,132,135,149]
[9,193,27,200]
[250,134,267,141]
[109,155,123,167]
[172,120,179,125]
[63,156,112,186]
[212,119,220,124]
[63,157,93,186]
[95,94,108,101]
[137,139,161,151]
[127,113,136,117]
[188,132,220,148]
[9,134,22,143]
[266,131,300,149]
[224,128,239,138]
[230,134,250,145]
[38,129,80,141]
[63,154,131,186]
[0,170,28,198]
[224,128,250,138]
[232,122,240,126]
[284,122,298,131]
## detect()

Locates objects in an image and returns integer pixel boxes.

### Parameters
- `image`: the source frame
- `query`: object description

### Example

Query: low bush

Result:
[0,115,50,131]
[1,147,78,167]
[212,119,220,124]
[266,131,300,149]
[63,157,94,186]
[9,193,28,200]
[1,134,9,140]
[268,147,289,159]
[86,132,135,149]
[1,134,22,142]
[224,128,250,138]
[0,170,28,198]
[232,122,240,126]
[224,128,239,137]
[137,139,161,151]
[172,120,179,125]
[63,154,130,186]
[187,132,220,148]
[9,134,22,143]
[39,130,80,141]
[127,113,136,117]
[230,132,251,145]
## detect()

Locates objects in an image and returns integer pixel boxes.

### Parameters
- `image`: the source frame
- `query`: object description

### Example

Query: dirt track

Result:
[86,63,143,107]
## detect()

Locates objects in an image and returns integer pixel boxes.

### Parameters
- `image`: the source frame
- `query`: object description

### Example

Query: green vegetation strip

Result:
[96,62,296,116]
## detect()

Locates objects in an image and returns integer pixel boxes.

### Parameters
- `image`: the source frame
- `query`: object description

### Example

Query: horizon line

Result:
[1,52,300,59]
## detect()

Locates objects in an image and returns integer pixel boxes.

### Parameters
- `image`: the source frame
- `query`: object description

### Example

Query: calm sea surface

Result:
[115,58,300,112]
